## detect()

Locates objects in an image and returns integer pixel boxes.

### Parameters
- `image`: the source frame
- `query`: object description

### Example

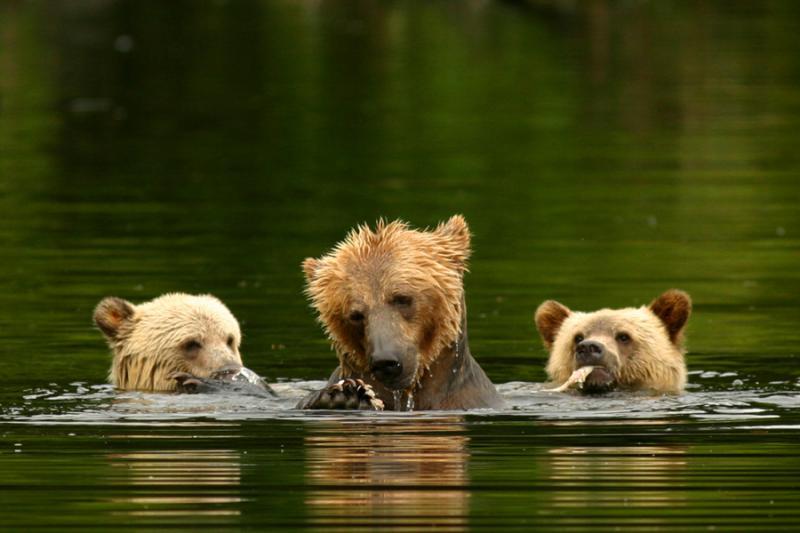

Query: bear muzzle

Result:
[574,340,618,394]
[370,356,403,380]
[368,350,417,390]
[575,340,605,366]
[365,318,418,390]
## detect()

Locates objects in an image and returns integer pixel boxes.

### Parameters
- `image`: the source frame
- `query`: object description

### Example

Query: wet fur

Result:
[94,293,243,392]
[300,215,503,410]
[535,290,692,394]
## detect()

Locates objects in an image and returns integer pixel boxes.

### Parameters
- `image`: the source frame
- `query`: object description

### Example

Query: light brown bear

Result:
[534,290,692,394]
[94,293,246,392]
[298,215,503,410]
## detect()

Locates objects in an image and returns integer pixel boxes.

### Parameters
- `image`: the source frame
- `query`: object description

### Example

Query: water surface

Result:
[1,0,800,530]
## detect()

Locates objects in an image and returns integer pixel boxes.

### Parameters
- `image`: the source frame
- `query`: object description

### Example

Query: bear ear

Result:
[534,300,571,350]
[649,289,692,345]
[434,214,471,270]
[302,257,321,282]
[93,297,136,339]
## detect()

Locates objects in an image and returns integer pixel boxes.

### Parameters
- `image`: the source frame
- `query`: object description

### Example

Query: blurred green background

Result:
[1,0,799,388]
[2,1,800,530]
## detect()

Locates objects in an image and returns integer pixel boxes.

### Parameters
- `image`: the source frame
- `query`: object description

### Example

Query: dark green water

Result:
[2,0,800,530]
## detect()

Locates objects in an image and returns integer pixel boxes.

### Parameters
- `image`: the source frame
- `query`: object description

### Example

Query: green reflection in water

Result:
[1,0,800,530]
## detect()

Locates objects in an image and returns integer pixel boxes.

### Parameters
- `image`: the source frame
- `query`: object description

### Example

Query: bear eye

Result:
[348,311,365,323]
[391,294,413,307]
[574,334,584,344]
[226,335,235,348]
[183,339,202,352]
[616,332,631,343]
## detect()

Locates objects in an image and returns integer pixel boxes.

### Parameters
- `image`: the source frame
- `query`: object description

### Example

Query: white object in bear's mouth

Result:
[232,367,264,386]
[543,366,595,393]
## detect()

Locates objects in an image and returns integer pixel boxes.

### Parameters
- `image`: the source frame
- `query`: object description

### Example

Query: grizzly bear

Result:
[534,290,692,394]
[94,293,259,393]
[298,215,503,410]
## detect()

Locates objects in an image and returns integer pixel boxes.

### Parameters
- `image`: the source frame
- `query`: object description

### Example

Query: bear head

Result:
[302,215,471,392]
[534,290,691,394]
[94,293,243,391]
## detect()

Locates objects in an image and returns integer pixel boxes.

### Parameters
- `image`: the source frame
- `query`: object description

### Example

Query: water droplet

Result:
[392,390,402,412]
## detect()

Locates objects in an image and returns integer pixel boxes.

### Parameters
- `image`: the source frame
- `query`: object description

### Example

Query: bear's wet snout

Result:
[370,357,403,382]
[575,340,605,366]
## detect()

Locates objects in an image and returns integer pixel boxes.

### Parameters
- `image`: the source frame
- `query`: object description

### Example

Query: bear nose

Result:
[370,356,403,381]
[576,340,605,366]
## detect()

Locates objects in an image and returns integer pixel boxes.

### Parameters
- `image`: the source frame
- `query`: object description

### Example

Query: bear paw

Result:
[303,379,384,410]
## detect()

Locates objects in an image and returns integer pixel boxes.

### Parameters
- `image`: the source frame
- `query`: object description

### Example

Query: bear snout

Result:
[370,356,403,380]
[367,348,416,390]
[575,340,605,367]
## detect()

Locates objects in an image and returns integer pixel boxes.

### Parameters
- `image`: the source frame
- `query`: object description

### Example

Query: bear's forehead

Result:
[564,307,658,335]
[135,296,239,336]
[335,239,435,270]
[320,248,454,291]
[334,266,442,301]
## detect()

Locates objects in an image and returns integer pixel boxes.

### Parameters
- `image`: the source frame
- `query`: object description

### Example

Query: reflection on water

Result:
[544,446,687,510]
[2,0,800,529]
[107,441,243,519]
[2,383,800,530]
[305,418,469,529]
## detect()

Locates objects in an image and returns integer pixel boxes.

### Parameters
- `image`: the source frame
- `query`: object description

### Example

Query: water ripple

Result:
[3,371,799,429]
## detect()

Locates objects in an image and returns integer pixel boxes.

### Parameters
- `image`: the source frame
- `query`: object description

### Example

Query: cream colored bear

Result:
[94,293,244,392]
[535,290,692,394]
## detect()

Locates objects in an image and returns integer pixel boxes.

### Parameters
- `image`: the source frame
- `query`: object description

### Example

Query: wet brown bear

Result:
[94,293,245,392]
[534,290,692,394]
[298,215,503,410]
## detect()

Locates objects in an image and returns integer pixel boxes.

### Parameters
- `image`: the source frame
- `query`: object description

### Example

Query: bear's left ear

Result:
[434,214,471,271]
[94,297,136,340]
[649,289,692,345]
[535,300,571,350]
[302,257,320,282]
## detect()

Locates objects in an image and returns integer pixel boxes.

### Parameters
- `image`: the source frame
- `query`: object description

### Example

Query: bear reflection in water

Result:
[542,443,688,512]
[304,418,469,528]
[106,445,244,519]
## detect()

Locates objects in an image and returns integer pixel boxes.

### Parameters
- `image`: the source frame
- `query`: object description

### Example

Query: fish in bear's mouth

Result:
[577,365,617,394]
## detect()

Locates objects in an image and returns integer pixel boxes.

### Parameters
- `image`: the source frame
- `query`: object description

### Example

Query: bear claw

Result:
[304,378,384,410]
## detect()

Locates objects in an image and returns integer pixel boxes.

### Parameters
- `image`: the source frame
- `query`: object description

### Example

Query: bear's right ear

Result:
[93,297,135,339]
[434,214,471,271]
[534,300,571,350]
[649,289,692,345]
[302,257,321,282]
